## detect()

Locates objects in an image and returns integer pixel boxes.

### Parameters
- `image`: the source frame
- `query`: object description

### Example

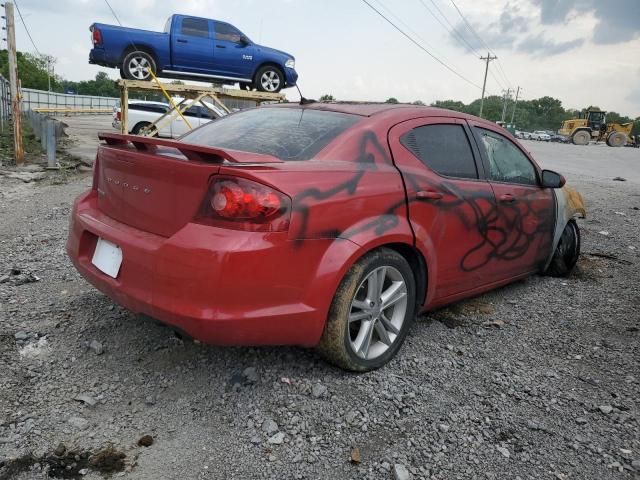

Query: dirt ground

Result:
[1,135,639,480]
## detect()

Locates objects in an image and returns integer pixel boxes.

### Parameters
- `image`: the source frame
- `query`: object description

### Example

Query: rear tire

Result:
[122,51,156,81]
[571,130,591,146]
[545,221,580,277]
[131,121,151,135]
[254,65,284,93]
[316,248,416,372]
[607,131,626,147]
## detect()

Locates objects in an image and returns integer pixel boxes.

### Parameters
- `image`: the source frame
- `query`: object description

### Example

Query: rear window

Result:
[400,124,478,179]
[181,108,361,161]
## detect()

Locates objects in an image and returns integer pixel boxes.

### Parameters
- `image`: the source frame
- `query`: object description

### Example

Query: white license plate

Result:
[91,238,122,278]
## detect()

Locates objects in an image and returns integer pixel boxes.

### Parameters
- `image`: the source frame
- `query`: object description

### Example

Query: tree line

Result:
[1,50,637,135]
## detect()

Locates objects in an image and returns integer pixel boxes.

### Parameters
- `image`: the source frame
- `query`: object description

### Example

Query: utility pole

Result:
[501,88,511,122]
[5,1,23,166]
[479,52,497,119]
[510,86,520,124]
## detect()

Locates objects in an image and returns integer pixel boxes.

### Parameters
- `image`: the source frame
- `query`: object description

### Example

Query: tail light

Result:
[91,26,102,45]
[116,110,121,121]
[195,176,291,232]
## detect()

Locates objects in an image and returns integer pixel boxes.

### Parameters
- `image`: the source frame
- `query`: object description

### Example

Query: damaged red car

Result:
[67,104,585,371]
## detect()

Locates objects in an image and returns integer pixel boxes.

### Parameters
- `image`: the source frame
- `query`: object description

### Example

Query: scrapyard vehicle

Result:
[67,103,586,371]
[558,108,633,147]
[89,14,297,93]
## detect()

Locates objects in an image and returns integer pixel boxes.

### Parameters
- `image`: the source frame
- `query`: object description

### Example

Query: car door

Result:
[211,21,255,78]
[468,121,555,280]
[170,106,200,138]
[171,17,214,72]
[389,117,499,300]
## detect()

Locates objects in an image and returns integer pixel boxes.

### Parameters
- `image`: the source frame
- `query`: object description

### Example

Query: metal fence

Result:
[21,88,118,114]
[0,75,10,130]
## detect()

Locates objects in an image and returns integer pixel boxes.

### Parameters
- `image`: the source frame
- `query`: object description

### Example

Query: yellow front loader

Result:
[558,108,633,147]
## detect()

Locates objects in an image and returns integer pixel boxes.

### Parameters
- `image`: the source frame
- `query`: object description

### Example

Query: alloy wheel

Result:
[260,70,281,92]
[128,56,151,80]
[348,266,408,360]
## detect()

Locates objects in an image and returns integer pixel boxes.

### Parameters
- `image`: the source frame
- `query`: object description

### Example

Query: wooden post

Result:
[120,83,128,134]
[46,118,57,169]
[5,2,23,165]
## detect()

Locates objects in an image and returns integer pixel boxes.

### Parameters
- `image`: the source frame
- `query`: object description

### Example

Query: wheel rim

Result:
[348,266,408,361]
[260,70,281,92]
[128,56,151,80]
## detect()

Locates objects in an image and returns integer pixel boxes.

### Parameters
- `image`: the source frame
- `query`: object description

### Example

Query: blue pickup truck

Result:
[89,14,298,93]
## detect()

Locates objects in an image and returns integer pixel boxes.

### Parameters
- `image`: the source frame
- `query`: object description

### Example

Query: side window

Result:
[400,124,478,179]
[181,18,209,38]
[184,106,202,118]
[215,22,242,43]
[476,128,538,185]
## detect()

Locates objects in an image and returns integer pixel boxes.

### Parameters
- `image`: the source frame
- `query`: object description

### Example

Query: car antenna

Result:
[296,84,315,105]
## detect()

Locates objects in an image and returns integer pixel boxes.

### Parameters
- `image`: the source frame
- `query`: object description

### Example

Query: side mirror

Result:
[541,169,566,188]
[239,36,250,46]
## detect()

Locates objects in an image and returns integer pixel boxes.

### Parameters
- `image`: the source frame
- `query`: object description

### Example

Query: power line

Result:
[361,0,483,91]
[416,0,506,91]
[103,0,123,26]
[374,0,447,61]
[448,0,513,89]
[422,0,479,56]
[13,0,41,56]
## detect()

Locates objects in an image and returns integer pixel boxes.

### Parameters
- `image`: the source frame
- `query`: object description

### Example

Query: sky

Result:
[11,0,640,117]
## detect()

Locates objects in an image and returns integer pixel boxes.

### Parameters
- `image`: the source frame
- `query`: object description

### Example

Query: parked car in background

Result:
[549,134,568,143]
[519,131,533,140]
[89,14,298,92]
[67,104,585,371]
[112,99,226,138]
[532,131,551,141]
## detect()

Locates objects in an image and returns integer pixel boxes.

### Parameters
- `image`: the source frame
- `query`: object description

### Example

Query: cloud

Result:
[533,0,640,44]
[517,34,584,56]
[449,2,530,52]
[448,0,639,56]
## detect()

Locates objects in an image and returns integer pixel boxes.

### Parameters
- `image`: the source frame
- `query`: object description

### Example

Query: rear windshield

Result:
[181,107,361,161]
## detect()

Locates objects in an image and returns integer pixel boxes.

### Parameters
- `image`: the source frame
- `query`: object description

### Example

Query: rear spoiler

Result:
[97,132,284,164]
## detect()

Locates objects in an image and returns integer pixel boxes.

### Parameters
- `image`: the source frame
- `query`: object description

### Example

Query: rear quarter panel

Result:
[218,121,416,331]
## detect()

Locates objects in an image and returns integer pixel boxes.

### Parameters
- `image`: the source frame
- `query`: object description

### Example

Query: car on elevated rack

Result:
[112,99,227,138]
[67,103,585,371]
[89,14,297,93]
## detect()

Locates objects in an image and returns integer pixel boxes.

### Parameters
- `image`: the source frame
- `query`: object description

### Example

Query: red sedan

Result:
[67,103,585,371]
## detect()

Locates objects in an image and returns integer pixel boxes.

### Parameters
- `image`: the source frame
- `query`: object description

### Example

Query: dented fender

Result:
[545,186,586,269]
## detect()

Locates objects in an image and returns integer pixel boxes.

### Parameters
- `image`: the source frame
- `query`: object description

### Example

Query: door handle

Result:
[499,193,515,203]
[216,45,226,48]
[416,190,443,200]
[177,39,188,43]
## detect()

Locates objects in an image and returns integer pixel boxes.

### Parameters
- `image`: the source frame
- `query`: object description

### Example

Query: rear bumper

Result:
[89,47,112,67]
[66,190,358,347]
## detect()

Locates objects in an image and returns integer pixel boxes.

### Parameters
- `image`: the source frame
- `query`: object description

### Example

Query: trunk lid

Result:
[95,133,283,237]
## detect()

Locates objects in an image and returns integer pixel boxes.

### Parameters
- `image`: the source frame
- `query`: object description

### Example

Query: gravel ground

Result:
[1,142,639,480]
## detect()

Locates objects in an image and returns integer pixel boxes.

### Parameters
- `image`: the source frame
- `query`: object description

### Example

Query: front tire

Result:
[545,221,580,277]
[254,65,284,93]
[317,248,416,372]
[122,51,156,81]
